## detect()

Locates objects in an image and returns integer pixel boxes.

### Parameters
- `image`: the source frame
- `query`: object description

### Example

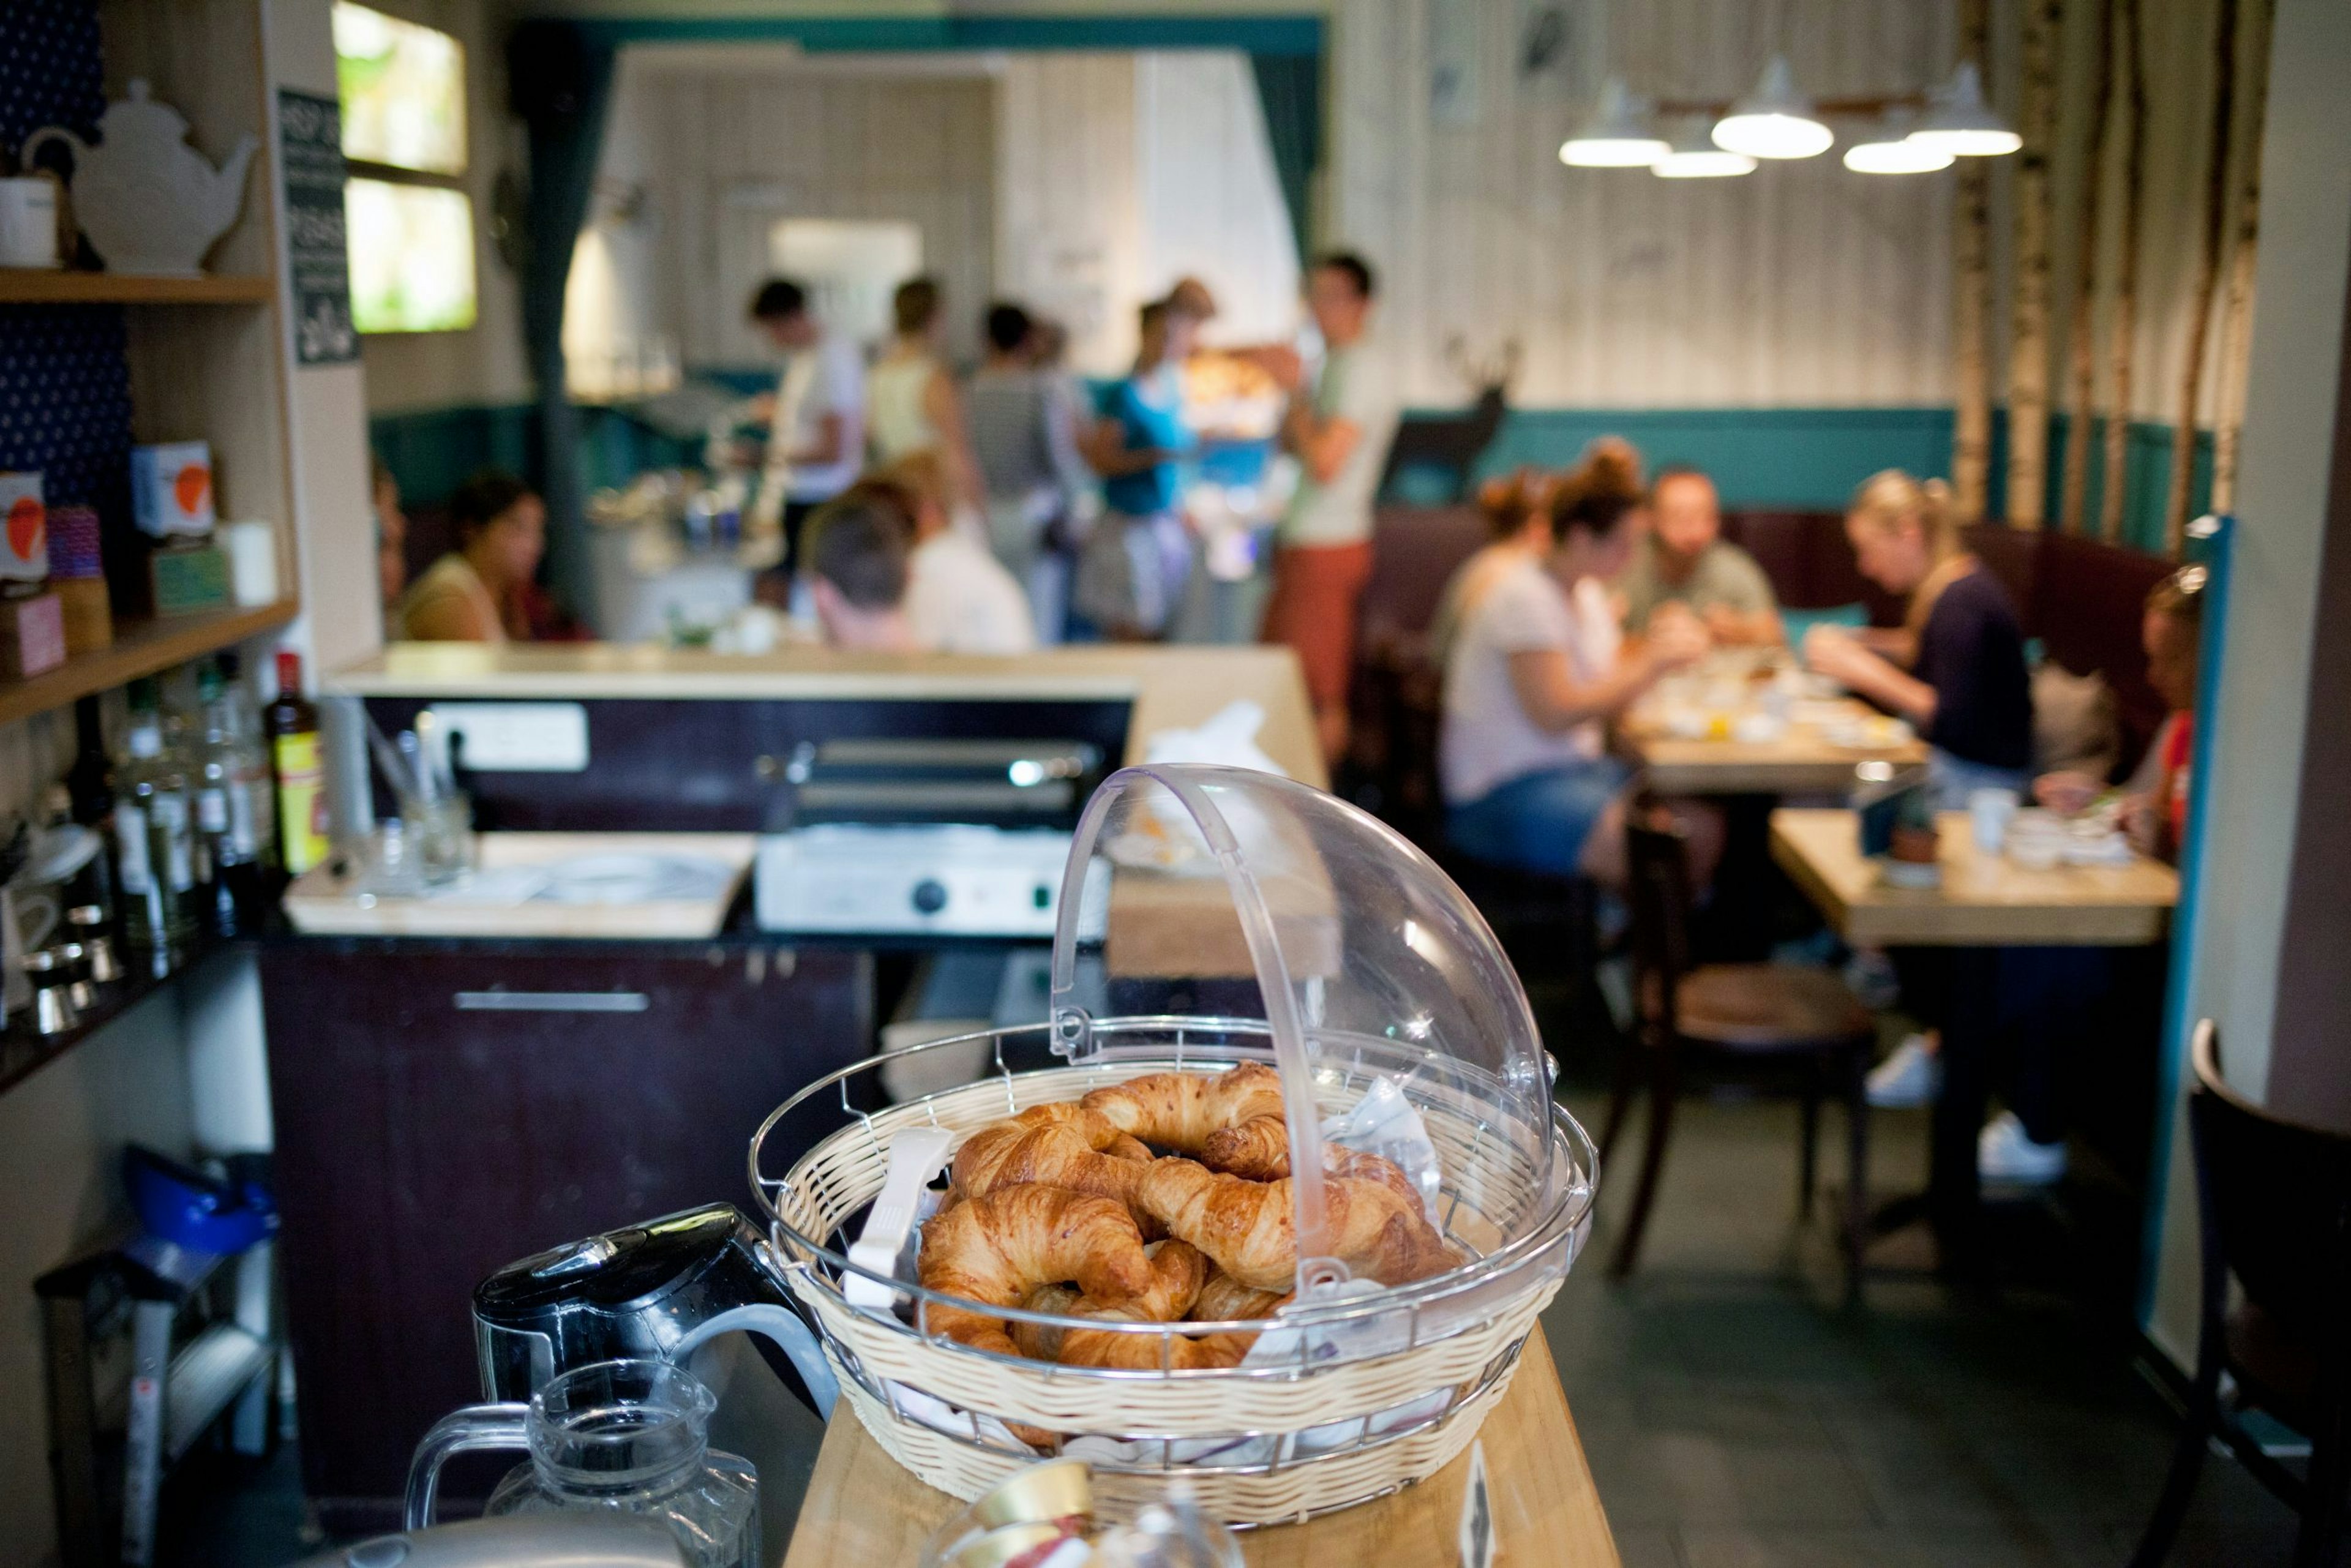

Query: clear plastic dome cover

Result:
[1049,765,1562,1296]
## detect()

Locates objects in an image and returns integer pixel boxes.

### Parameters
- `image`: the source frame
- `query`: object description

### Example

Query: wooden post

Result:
[1952,0,1993,523]
[2099,0,2147,543]
[2061,0,2116,534]
[2165,0,2240,555]
[2007,0,2065,529]
[2211,0,2275,515]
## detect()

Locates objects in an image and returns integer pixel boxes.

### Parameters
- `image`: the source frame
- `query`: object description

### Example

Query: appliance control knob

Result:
[911,879,948,915]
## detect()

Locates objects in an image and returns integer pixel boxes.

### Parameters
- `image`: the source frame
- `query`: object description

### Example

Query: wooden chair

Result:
[1601,814,1876,1291]
[2126,1020,2351,1568]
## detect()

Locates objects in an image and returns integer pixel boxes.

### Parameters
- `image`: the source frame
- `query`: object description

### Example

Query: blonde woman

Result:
[1802,470,2032,808]
[867,276,982,510]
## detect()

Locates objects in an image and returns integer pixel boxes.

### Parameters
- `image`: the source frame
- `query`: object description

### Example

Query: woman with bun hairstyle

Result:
[1802,470,2033,807]
[1439,441,1715,886]
[1428,467,1562,667]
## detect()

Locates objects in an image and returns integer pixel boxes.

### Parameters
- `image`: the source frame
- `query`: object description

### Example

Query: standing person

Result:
[1078,298,1201,641]
[1262,251,1401,763]
[397,470,546,643]
[1618,465,1784,645]
[966,301,1093,641]
[1802,470,2033,808]
[1439,443,1716,886]
[867,277,983,512]
[746,277,865,577]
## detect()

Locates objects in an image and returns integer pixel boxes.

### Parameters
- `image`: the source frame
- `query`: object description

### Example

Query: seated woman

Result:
[881,452,1037,655]
[1801,470,2032,808]
[396,470,545,643]
[1439,443,1712,886]
[1428,467,1559,667]
[2036,564,2205,863]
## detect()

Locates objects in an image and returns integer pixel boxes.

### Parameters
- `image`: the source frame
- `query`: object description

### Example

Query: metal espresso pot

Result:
[470,1204,835,1416]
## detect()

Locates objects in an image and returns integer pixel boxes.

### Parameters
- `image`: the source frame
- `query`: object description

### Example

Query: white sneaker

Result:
[1866,1033,1941,1108]
[1977,1111,2068,1185]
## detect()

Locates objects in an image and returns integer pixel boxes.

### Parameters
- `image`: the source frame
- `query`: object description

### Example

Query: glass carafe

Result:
[405,1359,759,1568]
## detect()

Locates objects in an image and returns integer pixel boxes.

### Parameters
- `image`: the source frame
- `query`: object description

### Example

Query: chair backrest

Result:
[2188,1019,2351,1341]
[1624,813,1695,1037]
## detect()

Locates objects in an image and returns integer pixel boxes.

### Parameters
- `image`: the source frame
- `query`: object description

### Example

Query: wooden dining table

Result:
[1769,808,2180,1270]
[781,1333,1621,1566]
[1621,683,1930,797]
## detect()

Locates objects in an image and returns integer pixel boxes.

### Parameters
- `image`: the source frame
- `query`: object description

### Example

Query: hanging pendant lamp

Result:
[1711,56,1835,160]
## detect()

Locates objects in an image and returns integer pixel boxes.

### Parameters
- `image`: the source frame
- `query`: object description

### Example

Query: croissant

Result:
[951,1104,1153,1215]
[1190,1267,1292,1324]
[1056,1242,1254,1370]
[916,1185,1153,1357]
[1010,1282,1084,1361]
[1082,1063,1288,1160]
[1134,1158,1457,1292]
[1200,1128,1431,1216]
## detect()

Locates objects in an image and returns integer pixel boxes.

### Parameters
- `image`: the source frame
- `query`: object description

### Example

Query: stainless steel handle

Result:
[454,991,651,1013]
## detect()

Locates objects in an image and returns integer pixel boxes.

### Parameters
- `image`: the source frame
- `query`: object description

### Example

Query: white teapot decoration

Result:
[25,80,257,277]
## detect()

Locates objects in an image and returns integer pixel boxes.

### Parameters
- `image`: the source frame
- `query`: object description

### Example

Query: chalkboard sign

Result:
[277,88,357,366]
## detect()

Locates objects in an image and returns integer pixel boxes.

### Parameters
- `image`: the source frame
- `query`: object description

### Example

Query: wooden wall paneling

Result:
[2164,0,2239,553]
[1330,0,1957,412]
[97,0,276,280]
[101,0,298,594]
[124,303,294,557]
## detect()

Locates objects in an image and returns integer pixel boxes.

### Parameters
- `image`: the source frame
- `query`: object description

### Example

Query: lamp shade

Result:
[1651,119,1757,179]
[1843,111,1955,173]
[1910,61,2022,156]
[1711,56,1834,160]
[1561,77,1668,167]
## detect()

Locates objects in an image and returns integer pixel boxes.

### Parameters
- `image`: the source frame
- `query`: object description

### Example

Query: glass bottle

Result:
[64,694,121,921]
[405,1360,759,1568]
[266,650,329,879]
[116,679,196,957]
[193,658,268,935]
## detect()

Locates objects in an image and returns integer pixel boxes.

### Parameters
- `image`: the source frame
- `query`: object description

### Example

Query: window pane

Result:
[347,179,477,333]
[334,2,467,176]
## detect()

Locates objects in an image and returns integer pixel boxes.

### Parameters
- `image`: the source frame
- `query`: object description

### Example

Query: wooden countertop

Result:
[331,643,1329,790]
[781,1333,1617,1567]
[1771,808,2180,946]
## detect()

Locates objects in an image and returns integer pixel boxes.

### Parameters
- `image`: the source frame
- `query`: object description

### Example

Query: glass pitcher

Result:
[405,1359,759,1568]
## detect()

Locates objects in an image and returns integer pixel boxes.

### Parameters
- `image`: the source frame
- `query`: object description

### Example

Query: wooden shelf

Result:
[0,269,274,306]
[0,600,299,730]
[0,938,239,1101]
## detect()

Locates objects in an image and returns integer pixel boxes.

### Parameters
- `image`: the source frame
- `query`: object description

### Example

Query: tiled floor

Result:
[1550,1088,2299,1567]
[159,1093,2302,1566]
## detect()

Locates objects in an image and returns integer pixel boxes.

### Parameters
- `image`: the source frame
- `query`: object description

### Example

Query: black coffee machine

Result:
[471,1204,835,1417]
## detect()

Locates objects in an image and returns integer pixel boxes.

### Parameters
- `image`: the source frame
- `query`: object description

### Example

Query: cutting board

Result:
[281,832,757,939]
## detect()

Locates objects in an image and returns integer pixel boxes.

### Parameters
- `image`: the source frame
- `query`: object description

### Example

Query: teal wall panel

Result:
[373,397,2213,559]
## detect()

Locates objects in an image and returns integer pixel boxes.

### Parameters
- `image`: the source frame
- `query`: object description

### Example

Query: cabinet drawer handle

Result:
[454,991,651,1013]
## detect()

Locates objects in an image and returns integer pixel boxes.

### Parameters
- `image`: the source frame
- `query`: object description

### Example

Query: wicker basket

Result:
[749,1022,1595,1526]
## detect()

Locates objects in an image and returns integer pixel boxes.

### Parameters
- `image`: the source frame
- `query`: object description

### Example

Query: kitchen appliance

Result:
[405,1359,760,1568]
[470,1204,834,1417]
[290,1515,686,1568]
[754,738,1106,939]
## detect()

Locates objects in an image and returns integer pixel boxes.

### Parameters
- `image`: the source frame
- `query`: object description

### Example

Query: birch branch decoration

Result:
[2006,0,2064,529]
[2100,0,2147,544]
[2165,0,2240,556]
[2211,0,2275,516]
[2061,0,2115,535]
[1952,0,1994,523]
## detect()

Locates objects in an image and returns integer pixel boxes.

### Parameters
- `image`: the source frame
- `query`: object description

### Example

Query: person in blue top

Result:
[1077,297,1201,640]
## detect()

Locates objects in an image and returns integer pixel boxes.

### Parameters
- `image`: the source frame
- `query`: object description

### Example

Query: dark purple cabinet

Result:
[260,939,869,1531]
